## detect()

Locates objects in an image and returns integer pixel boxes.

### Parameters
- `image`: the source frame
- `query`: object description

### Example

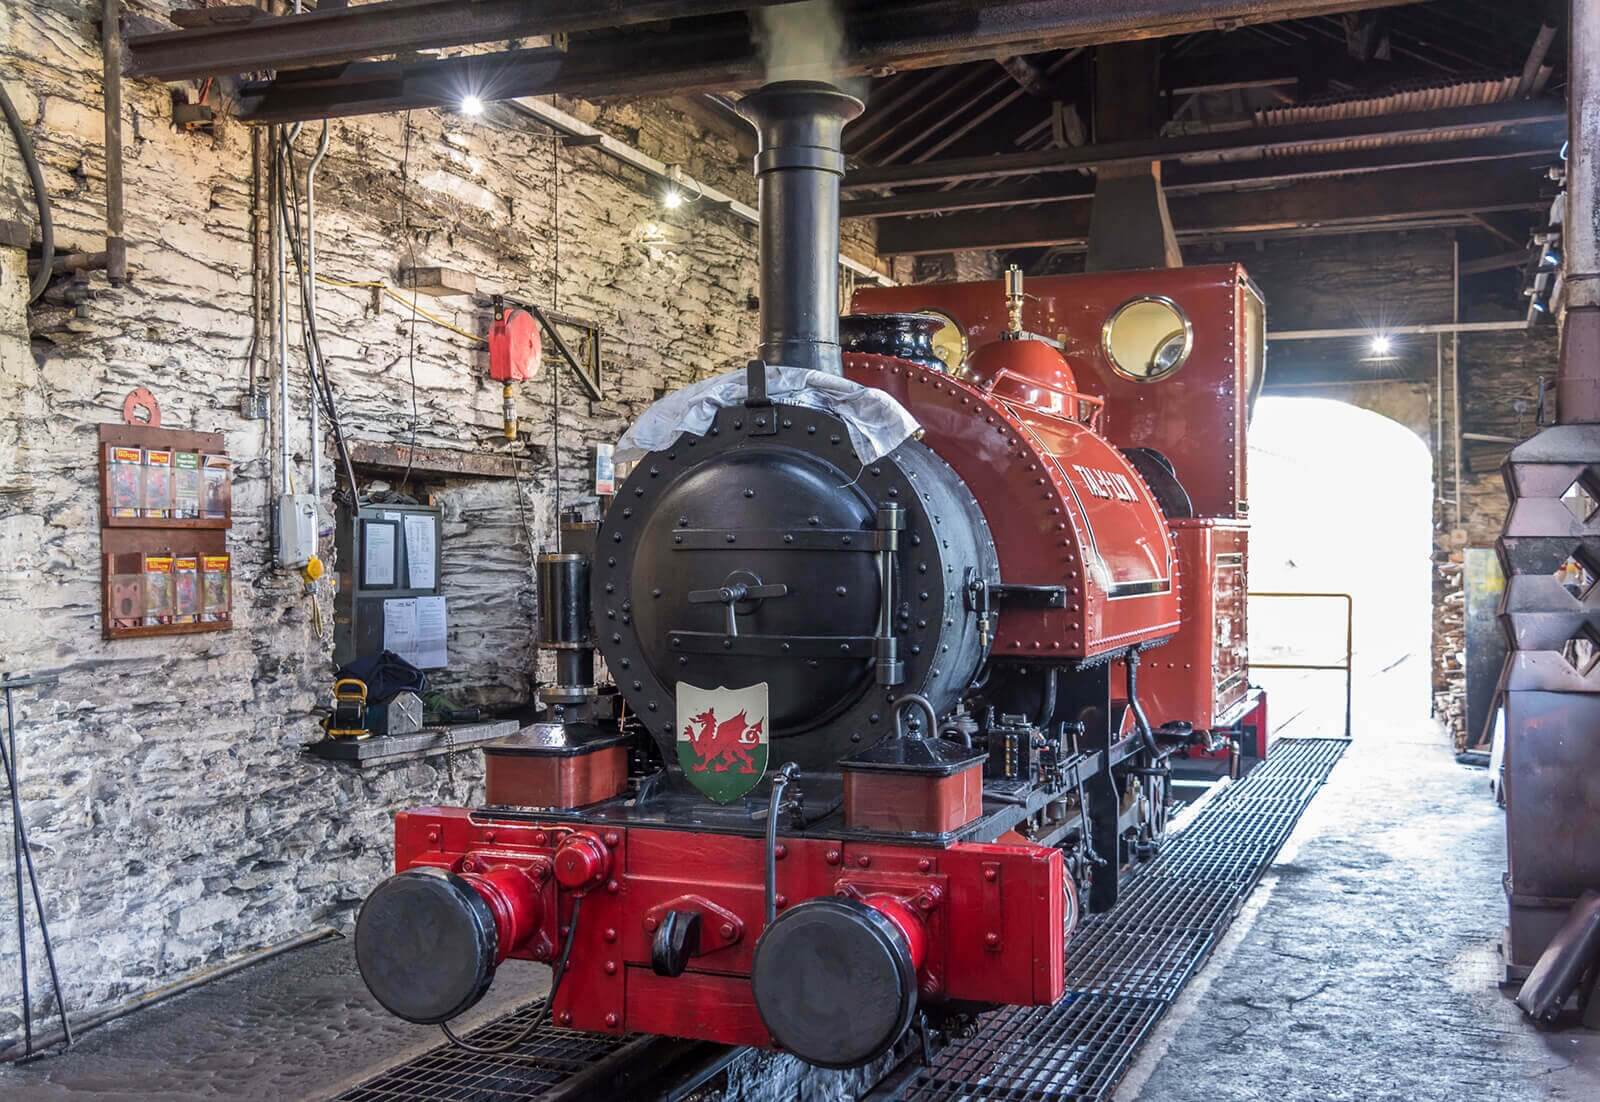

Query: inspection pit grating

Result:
[880,736,1347,1102]
[335,1002,628,1101]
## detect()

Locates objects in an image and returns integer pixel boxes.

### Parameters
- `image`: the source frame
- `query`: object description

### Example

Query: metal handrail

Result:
[1248,591,1354,739]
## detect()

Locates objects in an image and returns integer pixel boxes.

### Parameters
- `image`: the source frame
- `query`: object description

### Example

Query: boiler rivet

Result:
[857,855,871,868]
[427,830,440,843]
[986,932,1000,946]
[607,879,620,893]
[721,923,737,940]
[485,832,496,843]
[560,1011,573,1024]
[604,927,617,942]
[825,849,841,865]
[605,831,620,846]
[774,844,787,859]
[984,868,997,881]
[918,858,932,872]
[645,916,659,931]
[605,1013,619,1027]
[605,961,617,974]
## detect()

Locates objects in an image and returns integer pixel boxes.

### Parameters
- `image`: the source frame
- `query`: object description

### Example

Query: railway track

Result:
[335,738,1347,1102]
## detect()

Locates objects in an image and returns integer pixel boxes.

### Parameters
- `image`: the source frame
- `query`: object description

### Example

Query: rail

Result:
[1247,591,1354,739]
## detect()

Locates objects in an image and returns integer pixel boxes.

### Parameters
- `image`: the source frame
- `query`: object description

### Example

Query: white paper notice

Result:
[364,522,397,586]
[403,513,438,589]
[414,595,449,669]
[383,598,417,658]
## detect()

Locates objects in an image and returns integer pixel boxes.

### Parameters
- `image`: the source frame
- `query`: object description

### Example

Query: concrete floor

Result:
[1126,717,1600,1102]
[0,938,549,1101]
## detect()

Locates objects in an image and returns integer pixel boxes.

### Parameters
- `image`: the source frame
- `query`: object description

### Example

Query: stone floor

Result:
[0,938,548,1101]
[1125,716,1600,1102]
[2,715,1595,1101]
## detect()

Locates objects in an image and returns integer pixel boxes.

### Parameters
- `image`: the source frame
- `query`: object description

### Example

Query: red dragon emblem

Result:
[682,708,764,773]
[675,683,770,802]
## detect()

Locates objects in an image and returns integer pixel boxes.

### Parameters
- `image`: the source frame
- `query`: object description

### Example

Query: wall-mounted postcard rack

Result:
[98,423,234,640]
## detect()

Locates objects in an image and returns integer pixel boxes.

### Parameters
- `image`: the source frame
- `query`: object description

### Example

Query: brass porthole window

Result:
[918,308,968,373]
[1102,295,1194,383]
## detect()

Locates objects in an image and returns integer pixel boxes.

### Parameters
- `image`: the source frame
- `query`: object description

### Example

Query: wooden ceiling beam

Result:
[842,100,1564,191]
[875,163,1549,254]
[841,132,1561,219]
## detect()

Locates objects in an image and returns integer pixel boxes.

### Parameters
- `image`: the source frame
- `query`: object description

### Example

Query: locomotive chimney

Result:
[736,80,864,375]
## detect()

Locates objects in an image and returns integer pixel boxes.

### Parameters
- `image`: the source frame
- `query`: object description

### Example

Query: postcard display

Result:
[99,423,233,639]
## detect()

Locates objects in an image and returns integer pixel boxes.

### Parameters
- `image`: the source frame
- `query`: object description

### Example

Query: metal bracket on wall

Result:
[533,304,604,401]
[479,294,603,401]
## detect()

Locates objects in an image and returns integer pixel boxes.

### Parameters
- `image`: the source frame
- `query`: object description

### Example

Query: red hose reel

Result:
[487,302,541,439]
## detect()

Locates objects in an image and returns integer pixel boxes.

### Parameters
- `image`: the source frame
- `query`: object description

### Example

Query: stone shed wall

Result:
[0,0,883,1045]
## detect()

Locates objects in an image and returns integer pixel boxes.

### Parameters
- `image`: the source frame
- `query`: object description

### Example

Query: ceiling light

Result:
[662,187,684,210]
[460,95,484,117]
[1370,335,1393,356]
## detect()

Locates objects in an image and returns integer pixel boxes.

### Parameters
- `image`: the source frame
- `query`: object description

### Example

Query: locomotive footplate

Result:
[472,734,1140,850]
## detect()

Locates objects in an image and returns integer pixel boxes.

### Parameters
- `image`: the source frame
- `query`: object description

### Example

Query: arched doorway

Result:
[1248,396,1434,737]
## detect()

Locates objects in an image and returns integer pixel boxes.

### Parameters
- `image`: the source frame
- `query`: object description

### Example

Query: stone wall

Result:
[0,0,883,1045]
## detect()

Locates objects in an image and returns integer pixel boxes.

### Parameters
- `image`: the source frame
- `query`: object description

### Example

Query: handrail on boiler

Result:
[981,366,1105,431]
[1247,591,1353,739]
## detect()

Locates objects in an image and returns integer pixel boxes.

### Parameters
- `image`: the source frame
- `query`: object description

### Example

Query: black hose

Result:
[1036,666,1058,729]
[1125,651,1159,760]
[765,763,799,926]
[0,83,54,304]
[440,894,583,1053]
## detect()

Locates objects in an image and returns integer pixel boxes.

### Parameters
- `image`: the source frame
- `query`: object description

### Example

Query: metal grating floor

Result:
[882,737,1348,1102]
[334,1002,629,1101]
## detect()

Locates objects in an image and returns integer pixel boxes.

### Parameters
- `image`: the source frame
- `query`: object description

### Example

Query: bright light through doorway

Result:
[1248,397,1434,738]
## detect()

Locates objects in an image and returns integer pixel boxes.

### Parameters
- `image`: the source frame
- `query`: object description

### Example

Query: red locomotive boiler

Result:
[353,80,1266,1069]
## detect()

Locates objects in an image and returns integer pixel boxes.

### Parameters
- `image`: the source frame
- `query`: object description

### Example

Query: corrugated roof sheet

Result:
[1252,75,1523,157]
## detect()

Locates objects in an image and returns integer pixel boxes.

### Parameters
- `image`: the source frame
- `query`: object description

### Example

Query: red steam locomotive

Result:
[353,80,1266,1069]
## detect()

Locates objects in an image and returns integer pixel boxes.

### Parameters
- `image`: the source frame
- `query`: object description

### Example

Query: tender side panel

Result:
[1128,519,1251,731]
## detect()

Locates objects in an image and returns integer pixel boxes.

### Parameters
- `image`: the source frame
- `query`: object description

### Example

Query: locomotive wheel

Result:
[355,868,499,1025]
[750,897,919,1068]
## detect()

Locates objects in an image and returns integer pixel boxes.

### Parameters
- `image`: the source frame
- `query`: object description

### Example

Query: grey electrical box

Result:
[333,502,445,669]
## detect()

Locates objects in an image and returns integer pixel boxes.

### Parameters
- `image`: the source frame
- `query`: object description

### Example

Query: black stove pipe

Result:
[735,80,863,376]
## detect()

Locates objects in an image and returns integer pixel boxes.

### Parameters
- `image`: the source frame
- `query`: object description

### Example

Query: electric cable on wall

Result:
[0,81,54,304]
[397,111,421,497]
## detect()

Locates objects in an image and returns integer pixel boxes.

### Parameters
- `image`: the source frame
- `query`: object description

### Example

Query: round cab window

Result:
[1102,296,1193,382]
[920,309,968,373]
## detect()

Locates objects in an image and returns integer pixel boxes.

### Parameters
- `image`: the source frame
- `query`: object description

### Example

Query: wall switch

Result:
[276,493,318,569]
